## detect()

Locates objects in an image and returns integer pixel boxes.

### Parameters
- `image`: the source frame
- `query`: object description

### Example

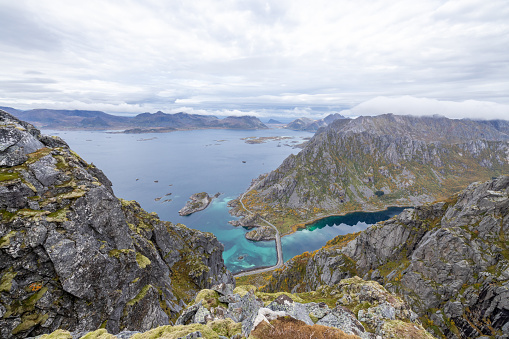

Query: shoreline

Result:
[234,203,414,240]
[281,204,414,237]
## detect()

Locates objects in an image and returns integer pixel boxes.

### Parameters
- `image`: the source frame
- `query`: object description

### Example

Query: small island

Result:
[245,226,276,241]
[178,192,220,216]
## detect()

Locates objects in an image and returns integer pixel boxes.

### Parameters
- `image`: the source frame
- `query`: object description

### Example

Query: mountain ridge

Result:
[1,106,268,131]
[229,114,509,236]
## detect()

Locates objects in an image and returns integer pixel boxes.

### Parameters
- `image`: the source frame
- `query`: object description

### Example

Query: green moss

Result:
[0,268,17,292]
[0,209,16,222]
[108,248,134,258]
[0,230,16,248]
[11,312,49,335]
[255,291,305,306]
[192,289,225,309]
[382,319,435,338]
[207,318,242,337]
[25,147,51,164]
[39,329,73,339]
[127,284,152,307]
[233,284,257,296]
[135,252,151,269]
[58,188,87,200]
[0,172,20,182]
[46,208,69,222]
[131,324,221,339]
[79,329,117,339]
[309,314,319,323]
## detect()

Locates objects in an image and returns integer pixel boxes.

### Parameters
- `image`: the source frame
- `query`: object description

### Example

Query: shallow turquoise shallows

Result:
[43,128,406,273]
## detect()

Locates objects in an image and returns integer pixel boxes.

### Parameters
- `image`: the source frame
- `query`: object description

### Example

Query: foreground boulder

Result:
[0,110,233,338]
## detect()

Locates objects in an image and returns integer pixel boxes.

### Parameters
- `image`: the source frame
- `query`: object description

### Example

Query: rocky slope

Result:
[261,175,509,338]
[230,114,509,235]
[0,110,233,338]
[285,113,346,132]
[38,278,433,338]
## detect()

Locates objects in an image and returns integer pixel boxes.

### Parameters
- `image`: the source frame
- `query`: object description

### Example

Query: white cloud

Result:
[0,0,508,118]
[340,96,509,120]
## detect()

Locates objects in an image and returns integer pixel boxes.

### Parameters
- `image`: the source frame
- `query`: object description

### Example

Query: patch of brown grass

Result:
[249,316,361,339]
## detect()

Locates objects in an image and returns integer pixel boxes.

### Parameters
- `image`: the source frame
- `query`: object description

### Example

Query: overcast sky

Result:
[1,0,508,119]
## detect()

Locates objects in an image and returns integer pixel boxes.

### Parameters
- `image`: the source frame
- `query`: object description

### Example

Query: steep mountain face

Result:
[2,106,268,131]
[0,111,233,338]
[262,176,509,338]
[230,114,509,235]
[285,113,347,132]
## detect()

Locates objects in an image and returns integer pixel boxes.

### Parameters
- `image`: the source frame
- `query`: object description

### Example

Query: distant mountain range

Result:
[0,106,268,131]
[229,114,509,235]
[285,113,347,131]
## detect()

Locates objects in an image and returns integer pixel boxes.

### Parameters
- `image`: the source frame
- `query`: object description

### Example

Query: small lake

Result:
[43,128,407,273]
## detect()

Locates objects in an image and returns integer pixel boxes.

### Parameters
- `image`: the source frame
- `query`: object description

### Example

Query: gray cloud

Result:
[0,0,507,120]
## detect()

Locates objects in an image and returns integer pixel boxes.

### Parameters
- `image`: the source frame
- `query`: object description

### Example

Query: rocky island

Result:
[179,192,220,216]
[245,225,277,241]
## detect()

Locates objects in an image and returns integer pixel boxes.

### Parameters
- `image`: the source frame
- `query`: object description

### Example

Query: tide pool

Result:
[43,128,406,273]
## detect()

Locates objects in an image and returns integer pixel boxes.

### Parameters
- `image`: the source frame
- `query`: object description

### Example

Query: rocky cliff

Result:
[0,110,233,338]
[261,175,509,338]
[230,114,509,235]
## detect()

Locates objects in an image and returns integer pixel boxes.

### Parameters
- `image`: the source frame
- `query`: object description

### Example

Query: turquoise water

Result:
[43,129,406,273]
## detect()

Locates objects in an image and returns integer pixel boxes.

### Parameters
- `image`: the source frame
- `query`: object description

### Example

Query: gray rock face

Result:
[316,306,367,337]
[267,295,313,325]
[0,110,233,339]
[264,176,509,338]
[0,117,45,167]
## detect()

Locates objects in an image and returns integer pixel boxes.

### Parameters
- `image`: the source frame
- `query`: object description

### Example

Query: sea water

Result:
[43,128,406,273]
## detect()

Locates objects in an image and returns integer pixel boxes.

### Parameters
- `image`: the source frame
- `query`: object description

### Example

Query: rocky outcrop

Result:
[0,110,233,338]
[262,176,509,338]
[245,226,276,241]
[179,192,219,216]
[162,277,431,338]
[231,114,509,235]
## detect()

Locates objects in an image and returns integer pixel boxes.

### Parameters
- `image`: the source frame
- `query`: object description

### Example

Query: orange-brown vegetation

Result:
[250,316,360,339]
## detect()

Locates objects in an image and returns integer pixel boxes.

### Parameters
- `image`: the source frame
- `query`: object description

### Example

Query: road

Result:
[233,187,284,278]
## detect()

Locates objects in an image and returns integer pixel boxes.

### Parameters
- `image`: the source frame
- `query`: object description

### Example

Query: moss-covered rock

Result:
[0,110,234,339]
